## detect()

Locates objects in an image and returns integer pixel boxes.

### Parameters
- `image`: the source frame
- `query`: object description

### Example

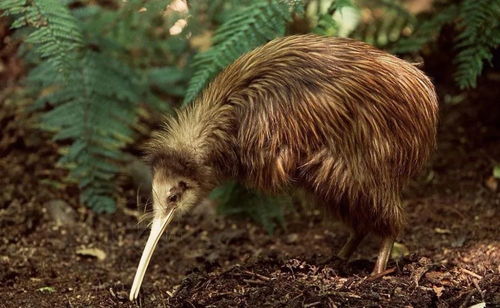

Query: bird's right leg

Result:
[372,236,394,275]
[337,231,366,260]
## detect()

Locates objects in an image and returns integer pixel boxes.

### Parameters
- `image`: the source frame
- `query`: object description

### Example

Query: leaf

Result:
[391,242,410,259]
[468,303,486,308]
[434,228,452,234]
[493,165,500,179]
[76,247,107,261]
[37,286,56,293]
[484,176,497,192]
[432,285,444,298]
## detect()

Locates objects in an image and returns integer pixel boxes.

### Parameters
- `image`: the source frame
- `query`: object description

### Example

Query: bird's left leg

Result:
[337,231,366,260]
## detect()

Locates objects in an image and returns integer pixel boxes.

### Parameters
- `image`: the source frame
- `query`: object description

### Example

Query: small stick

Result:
[472,278,485,301]
[366,267,396,282]
[304,301,321,307]
[211,291,238,298]
[461,268,483,280]
[243,270,271,281]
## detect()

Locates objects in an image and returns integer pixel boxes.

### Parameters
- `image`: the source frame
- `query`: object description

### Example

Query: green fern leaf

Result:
[40,51,143,212]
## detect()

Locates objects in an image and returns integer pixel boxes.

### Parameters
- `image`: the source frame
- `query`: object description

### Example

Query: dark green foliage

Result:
[2,0,186,212]
[183,0,303,105]
[211,182,290,234]
[395,0,500,89]
[1,0,126,212]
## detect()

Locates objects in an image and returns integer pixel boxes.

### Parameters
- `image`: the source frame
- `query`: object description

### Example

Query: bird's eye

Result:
[167,194,178,203]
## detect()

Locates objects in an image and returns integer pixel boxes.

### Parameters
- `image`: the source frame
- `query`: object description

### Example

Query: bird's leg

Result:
[372,236,394,275]
[337,232,366,260]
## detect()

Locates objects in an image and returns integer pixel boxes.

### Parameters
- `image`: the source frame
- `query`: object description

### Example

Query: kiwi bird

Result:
[129,34,438,300]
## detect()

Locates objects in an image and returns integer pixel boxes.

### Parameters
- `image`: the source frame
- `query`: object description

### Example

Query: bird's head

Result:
[150,167,202,217]
[129,147,214,301]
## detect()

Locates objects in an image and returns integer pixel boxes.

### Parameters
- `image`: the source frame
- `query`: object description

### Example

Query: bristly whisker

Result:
[138,211,155,227]
[136,190,154,227]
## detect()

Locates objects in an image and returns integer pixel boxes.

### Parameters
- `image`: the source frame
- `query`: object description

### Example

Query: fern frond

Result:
[453,0,500,89]
[183,0,303,105]
[0,0,27,17]
[212,181,290,234]
[2,0,84,79]
[41,51,142,212]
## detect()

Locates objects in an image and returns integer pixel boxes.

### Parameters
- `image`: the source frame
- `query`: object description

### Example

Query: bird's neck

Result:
[169,100,239,182]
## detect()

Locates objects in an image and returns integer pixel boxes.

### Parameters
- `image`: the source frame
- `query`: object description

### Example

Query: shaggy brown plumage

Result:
[147,34,438,274]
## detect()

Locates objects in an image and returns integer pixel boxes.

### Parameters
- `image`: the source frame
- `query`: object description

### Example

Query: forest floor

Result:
[1,21,500,308]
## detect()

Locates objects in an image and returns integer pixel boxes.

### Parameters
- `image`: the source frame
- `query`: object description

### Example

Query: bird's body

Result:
[131,34,438,300]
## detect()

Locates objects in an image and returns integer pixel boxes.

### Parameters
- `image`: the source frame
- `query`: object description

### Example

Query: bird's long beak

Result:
[129,208,175,301]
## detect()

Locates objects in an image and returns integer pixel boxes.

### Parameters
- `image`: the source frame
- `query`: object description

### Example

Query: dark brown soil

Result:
[1,22,500,308]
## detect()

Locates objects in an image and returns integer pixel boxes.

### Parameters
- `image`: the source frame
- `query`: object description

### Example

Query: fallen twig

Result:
[472,278,485,301]
[210,291,238,298]
[323,291,362,299]
[461,268,483,280]
[243,270,271,281]
[366,267,396,282]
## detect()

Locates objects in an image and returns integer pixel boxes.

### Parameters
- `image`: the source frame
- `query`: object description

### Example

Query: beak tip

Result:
[129,285,136,301]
